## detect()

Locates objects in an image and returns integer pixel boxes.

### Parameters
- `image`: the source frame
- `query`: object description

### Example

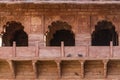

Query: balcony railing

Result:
[0,41,119,60]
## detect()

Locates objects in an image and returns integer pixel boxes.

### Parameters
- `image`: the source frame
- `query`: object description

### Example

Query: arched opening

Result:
[2,21,28,46]
[46,21,75,46]
[50,29,75,46]
[92,20,118,46]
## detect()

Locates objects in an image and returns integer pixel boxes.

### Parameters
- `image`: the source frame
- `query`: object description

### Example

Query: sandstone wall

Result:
[0,4,120,46]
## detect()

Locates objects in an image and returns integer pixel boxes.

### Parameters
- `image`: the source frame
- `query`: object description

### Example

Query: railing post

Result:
[86,40,90,57]
[110,41,113,58]
[12,41,16,57]
[61,41,65,57]
[86,45,89,57]
[35,41,39,57]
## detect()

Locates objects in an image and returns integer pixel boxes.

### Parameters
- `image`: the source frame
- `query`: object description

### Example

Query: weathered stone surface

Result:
[0,3,120,45]
[0,2,119,80]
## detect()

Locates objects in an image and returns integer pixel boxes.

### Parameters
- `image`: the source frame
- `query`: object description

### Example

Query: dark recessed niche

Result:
[92,20,118,46]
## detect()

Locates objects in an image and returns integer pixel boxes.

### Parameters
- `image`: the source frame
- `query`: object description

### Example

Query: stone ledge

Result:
[0,1,120,4]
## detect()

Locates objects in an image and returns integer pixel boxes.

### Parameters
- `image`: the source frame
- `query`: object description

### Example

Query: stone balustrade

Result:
[0,41,119,60]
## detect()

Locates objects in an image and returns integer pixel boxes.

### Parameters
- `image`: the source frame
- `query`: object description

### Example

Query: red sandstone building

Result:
[0,0,120,80]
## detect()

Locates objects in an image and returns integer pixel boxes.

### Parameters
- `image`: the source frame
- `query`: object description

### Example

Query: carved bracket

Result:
[79,60,85,79]
[55,60,61,79]
[102,59,109,78]
[32,60,38,79]
[7,60,15,79]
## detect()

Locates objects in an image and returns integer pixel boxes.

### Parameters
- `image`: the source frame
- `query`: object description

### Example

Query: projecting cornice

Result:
[0,0,120,4]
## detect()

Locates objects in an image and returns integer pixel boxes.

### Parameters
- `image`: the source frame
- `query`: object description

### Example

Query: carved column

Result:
[55,60,61,79]
[102,59,109,78]
[7,60,15,79]
[32,60,38,79]
[79,60,85,79]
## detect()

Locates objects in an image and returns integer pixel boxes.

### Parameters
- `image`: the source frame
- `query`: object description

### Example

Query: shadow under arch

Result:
[2,21,28,46]
[46,21,75,46]
[92,20,118,46]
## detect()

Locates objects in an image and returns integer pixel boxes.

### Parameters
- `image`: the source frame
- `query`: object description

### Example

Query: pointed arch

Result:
[2,21,28,46]
[46,21,75,46]
[92,20,118,46]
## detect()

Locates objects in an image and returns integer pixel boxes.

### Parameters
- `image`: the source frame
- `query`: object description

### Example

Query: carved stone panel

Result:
[77,15,90,34]
[30,16,43,34]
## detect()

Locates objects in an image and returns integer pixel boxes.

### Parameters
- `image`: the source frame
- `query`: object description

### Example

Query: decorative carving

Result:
[31,16,42,33]
[78,15,90,33]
